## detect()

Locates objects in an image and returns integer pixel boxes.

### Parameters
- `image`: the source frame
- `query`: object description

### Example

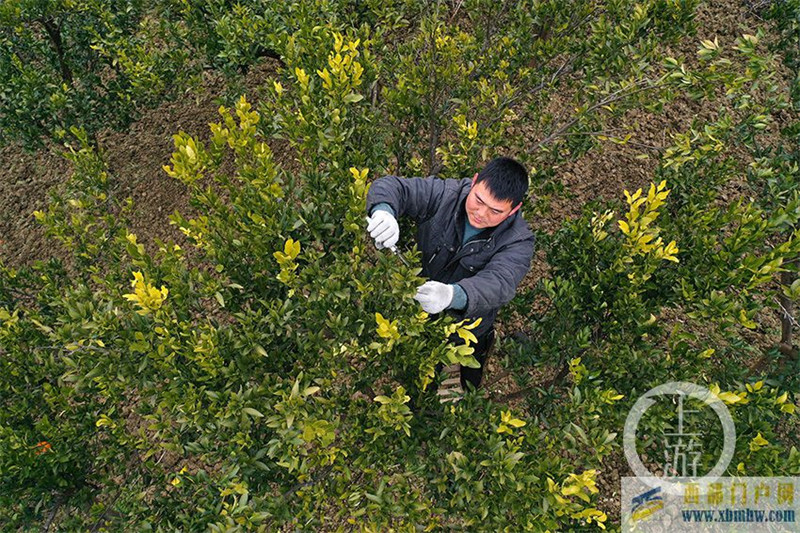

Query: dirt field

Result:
[1,1,796,526]
[0,2,781,272]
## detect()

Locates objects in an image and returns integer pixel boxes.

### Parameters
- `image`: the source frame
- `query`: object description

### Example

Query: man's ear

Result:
[471,173,478,186]
[507,202,522,218]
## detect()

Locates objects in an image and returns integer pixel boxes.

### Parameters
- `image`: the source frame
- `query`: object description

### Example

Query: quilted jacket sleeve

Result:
[366,175,447,224]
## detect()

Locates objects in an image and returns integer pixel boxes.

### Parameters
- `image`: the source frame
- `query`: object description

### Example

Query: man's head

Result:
[465,157,528,229]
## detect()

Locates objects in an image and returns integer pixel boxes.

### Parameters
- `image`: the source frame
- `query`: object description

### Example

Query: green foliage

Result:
[505,17,800,521]
[381,0,700,177]
[764,0,800,106]
[3,1,800,531]
[161,0,277,76]
[0,0,192,147]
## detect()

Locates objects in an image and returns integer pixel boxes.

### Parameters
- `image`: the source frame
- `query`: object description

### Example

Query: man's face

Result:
[465,174,521,229]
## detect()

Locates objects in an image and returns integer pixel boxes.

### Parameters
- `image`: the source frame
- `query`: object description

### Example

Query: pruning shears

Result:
[389,245,411,267]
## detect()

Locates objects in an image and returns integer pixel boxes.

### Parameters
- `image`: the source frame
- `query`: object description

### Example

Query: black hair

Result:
[475,156,529,207]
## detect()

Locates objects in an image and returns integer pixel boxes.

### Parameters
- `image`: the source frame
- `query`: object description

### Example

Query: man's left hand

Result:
[414,281,453,314]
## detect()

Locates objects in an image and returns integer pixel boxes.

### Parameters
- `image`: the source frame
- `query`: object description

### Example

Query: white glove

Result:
[414,281,454,314]
[366,210,400,250]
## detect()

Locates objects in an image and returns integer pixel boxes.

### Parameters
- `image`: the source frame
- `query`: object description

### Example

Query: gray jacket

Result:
[366,175,535,339]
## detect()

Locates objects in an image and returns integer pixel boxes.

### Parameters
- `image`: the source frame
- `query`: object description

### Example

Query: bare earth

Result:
[0,1,795,525]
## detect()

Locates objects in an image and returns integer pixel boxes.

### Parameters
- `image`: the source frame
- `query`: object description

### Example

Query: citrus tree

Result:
[2,1,800,531]
[0,0,196,148]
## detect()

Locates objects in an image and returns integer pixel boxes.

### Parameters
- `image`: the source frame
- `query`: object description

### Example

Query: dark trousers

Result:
[437,328,495,390]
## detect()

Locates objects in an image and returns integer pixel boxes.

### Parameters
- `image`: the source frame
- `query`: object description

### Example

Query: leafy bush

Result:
[0,0,193,148]
[2,1,800,530]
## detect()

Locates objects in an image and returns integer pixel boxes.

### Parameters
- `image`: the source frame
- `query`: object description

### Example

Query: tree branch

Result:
[41,493,64,533]
[532,78,665,151]
[38,17,73,86]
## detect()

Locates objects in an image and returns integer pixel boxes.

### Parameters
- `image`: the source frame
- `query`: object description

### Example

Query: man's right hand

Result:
[366,210,400,250]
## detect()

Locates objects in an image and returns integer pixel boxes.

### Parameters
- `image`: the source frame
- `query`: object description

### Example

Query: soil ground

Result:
[0,3,776,270]
[1,0,797,527]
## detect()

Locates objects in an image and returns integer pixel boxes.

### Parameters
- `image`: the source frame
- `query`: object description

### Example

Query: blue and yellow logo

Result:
[631,486,664,522]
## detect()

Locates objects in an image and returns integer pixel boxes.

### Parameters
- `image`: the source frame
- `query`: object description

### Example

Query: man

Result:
[365,156,535,393]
